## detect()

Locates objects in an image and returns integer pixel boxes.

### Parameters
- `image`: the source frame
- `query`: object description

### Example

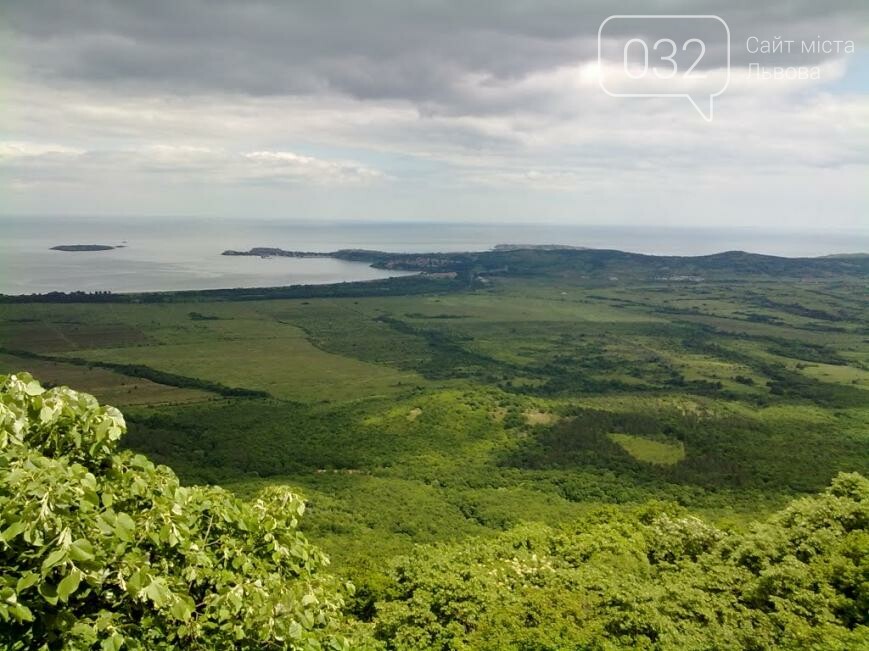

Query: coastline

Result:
[2,246,866,301]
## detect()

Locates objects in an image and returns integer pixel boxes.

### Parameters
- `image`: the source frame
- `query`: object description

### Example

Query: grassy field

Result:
[608,433,686,465]
[1,271,867,604]
[0,352,212,406]
[64,325,427,403]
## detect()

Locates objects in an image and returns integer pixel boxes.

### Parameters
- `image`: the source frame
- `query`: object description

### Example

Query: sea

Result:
[1,216,866,295]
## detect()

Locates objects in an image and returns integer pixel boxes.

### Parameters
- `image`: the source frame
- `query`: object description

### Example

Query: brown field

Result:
[0,353,213,407]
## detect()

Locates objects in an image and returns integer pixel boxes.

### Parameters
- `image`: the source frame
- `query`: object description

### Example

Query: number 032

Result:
[623,38,706,79]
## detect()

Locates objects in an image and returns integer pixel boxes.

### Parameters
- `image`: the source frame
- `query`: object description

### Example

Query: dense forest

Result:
[1,374,867,649]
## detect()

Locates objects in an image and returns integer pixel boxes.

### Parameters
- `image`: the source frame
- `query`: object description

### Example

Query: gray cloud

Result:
[4,0,866,114]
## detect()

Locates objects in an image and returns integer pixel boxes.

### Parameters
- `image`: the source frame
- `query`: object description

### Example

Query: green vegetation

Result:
[1,248,867,648]
[52,331,423,403]
[608,433,686,465]
[376,475,869,649]
[0,374,365,650]
[2,374,867,649]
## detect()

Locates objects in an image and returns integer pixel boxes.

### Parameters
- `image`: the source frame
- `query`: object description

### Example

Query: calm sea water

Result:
[1,217,866,295]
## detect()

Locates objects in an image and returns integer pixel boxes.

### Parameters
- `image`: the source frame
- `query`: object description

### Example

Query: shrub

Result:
[0,373,369,650]
[375,478,869,649]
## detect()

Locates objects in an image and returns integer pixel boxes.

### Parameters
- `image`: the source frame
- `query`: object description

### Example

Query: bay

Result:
[1,216,866,295]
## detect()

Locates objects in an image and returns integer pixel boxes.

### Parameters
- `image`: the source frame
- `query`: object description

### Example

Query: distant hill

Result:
[493,244,590,251]
[328,247,869,280]
[821,252,869,259]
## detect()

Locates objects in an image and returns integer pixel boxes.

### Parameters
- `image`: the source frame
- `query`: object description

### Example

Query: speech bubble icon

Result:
[597,15,731,121]
[687,95,715,122]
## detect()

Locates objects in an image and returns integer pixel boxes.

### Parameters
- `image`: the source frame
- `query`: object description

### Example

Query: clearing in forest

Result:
[608,432,686,465]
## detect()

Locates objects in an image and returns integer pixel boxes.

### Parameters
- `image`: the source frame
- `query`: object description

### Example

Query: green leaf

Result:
[24,380,45,396]
[125,569,144,594]
[16,572,39,593]
[288,620,303,640]
[169,596,195,621]
[38,581,58,606]
[69,538,95,562]
[144,579,172,607]
[57,569,81,603]
[39,405,55,423]
[115,512,135,542]
[9,603,34,623]
[1,521,26,542]
[41,548,67,574]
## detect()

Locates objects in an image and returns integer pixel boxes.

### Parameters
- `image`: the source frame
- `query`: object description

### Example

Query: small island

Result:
[51,245,119,252]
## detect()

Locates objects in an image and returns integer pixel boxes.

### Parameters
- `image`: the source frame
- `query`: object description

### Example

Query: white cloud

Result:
[0,141,84,159]
[0,139,385,191]
[242,151,384,184]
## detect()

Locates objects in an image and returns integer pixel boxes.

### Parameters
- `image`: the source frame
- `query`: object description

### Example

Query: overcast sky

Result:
[1,1,867,229]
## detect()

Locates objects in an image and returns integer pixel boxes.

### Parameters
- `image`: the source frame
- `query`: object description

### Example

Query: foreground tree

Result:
[0,373,368,650]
